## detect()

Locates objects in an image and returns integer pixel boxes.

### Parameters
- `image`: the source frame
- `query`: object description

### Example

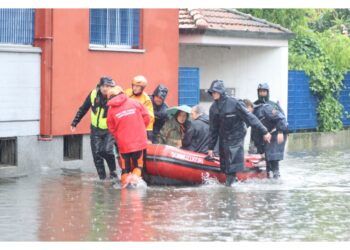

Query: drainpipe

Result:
[34,9,54,141]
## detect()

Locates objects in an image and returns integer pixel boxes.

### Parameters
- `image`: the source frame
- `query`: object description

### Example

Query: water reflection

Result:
[38,175,93,241]
[0,148,350,241]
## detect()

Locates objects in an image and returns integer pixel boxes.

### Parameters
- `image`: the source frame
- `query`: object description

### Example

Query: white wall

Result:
[0,48,41,137]
[179,44,289,115]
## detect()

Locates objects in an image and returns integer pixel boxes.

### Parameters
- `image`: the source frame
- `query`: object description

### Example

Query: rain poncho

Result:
[208,80,268,175]
[251,103,288,161]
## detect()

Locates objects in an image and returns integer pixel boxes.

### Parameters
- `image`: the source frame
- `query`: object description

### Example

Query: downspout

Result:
[34,9,54,141]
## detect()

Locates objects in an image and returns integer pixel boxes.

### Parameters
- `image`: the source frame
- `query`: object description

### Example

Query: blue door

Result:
[178,67,200,106]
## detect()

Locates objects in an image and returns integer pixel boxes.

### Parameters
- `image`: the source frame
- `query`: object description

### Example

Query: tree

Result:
[238,9,314,32]
[309,9,350,34]
[239,9,350,131]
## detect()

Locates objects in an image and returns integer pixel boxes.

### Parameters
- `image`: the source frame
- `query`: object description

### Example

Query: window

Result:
[0,9,35,45]
[64,135,82,161]
[90,9,140,49]
[0,138,17,166]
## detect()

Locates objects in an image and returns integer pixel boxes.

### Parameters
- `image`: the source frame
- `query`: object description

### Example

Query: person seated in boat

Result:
[182,105,210,154]
[106,86,150,188]
[241,99,259,154]
[149,84,169,144]
[158,105,191,148]
[243,99,288,179]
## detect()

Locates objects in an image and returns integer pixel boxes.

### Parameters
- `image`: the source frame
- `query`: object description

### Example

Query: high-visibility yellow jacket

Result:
[71,87,108,130]
[90,89,108,129]
[125,88,154,131]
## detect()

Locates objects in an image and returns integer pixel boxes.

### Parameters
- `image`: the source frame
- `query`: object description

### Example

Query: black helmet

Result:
[153,84,168,100]
[99,76,116,87]
[257,82,270,102]
[257,83,269,91]
[207,80,226,95]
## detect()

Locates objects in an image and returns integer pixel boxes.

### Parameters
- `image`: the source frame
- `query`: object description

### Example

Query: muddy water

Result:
[0,148,350,241]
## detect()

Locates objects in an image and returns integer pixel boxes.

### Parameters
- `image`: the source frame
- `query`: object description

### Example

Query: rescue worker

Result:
[254,83,285,114]
[182,105,210,154]
[106,86,150,188]
[71,76,117,180]
[253,83,286,176]
[207,80,271,187]
[150,84,169,143]
[244,99,288,179]
[125,75,154,143]
[159,106,191,148]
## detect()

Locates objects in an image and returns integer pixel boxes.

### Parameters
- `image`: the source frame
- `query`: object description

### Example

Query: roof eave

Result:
[179,28,296,40]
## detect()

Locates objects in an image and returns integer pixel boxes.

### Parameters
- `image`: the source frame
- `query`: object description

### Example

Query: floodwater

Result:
[1,148,350,241]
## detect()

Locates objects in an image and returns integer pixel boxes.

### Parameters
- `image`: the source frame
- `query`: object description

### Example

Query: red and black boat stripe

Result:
[146,154,261,173]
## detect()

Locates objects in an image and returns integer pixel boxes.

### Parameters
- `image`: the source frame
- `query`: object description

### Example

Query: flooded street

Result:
[1,148,350,241]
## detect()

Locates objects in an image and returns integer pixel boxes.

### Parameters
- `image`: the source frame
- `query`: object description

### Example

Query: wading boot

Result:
[266,162,271,178]
[109,171,118,182]
[121,173,130,188]
[225,174,237,187]
[272,170,280,179]
[272,165,280,179]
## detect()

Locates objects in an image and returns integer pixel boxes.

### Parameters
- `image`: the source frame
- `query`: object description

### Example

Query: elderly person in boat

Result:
[182,105,210,154]
[158,105,191,148]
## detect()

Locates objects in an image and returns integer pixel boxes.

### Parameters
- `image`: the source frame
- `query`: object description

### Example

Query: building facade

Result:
[0,8,293,177]
[0,9,179,177]
[178,9,294,115]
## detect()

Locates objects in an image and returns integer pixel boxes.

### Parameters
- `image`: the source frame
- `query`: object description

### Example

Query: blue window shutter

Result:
[107,9,116,44]
[90,9,107,45]
[0,8,34,45]
[119,9,129,44]
[132,9,140,47]
[179,67,200,106]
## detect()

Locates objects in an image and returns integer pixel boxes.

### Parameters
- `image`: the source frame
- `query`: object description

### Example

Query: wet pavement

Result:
[0,148,350,241]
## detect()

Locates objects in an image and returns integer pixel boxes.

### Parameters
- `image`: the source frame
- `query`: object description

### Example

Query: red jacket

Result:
[107,93,150,154]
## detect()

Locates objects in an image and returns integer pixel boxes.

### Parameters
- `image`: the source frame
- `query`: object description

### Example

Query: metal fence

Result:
[340,72,350,127]
[288,70,350,132]
[90,9,140,48]
[0,8,35,45]
[288,70,318,132]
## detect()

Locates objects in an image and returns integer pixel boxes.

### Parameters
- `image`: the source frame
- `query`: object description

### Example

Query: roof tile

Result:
[179,8,293,34]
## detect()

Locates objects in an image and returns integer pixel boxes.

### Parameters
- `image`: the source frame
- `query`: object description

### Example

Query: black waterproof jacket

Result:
[150,96,168,143]
[182,114,210,154]
[254,99,285,115]
[150,85,169,143]
[208,95,268,174]
[208,96,268,150]
[251,103,288,161]
[71,85,109,129]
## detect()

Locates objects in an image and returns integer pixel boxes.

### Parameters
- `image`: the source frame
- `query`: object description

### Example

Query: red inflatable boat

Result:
[139,144,266,186]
